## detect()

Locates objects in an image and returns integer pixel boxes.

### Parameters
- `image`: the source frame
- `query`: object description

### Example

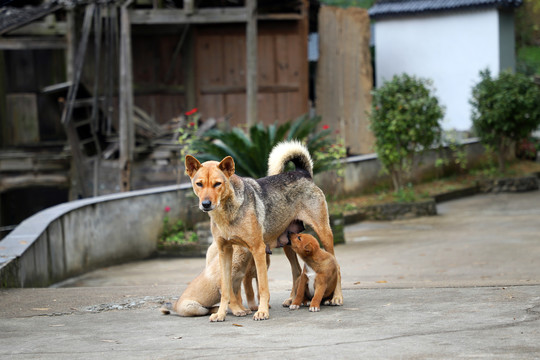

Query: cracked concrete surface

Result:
[1,192,540,359]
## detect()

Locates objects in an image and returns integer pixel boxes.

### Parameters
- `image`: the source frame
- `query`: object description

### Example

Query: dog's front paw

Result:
[209,313,226,322]
[329,294,343,306]
[309,306,320,312]
[282,298,293,307]
[253,310,269,321]
[289,304,300,310]
[232,308,251,317]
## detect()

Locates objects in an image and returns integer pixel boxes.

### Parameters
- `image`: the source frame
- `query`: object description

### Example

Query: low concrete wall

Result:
[0,184,207,288]
[316,138,486,196]
[0,140,486,288]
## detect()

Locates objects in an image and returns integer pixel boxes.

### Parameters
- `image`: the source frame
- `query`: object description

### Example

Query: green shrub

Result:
[369,74,444,191]
[470,69,540,172]
[191,114,346,179]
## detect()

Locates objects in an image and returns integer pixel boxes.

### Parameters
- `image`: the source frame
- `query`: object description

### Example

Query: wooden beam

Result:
[61,4,95,125]
[200,84,299,95]
[7,21,67,36]
[257,13,303,21]
[0,174,69,193]
[0,37,66,50]
[65,10,75,85]
[129,8,248,24]
[119,2,135,192]
[246,0,258,127]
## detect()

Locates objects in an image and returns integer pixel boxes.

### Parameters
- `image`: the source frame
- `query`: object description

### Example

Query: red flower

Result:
[189,122,195,127]
[185,108,198,116]
[322,124,330,130]
[164,206,171,213]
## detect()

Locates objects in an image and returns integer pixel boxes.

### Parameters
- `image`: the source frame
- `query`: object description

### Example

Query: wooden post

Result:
[65,9,75,81]
[63,5,95,199]
[119,1,134,192]
[245,0,257,128]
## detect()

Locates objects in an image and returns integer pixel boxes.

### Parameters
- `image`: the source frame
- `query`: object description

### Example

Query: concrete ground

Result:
[1,192,539,359]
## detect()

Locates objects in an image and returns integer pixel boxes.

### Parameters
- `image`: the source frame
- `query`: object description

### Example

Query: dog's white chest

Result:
[305,264,316,298]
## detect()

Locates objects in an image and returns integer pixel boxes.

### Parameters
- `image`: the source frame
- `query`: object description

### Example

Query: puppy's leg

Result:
[290,272,308,310]
[309,276,328,312]
[282,245,302,307]
[210,239,233,322]
[251,241,270,320]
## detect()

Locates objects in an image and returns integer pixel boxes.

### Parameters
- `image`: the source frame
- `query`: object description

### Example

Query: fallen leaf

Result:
[232,323,243,327]
[32,308,50,311]
[376,280,388,284]
[353,281,361,285]
[20,241,28,245]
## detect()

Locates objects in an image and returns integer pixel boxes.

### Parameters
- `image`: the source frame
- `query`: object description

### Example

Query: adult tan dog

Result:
[160,242,266,316]
[185,140,343,322]
[288,233,340,312]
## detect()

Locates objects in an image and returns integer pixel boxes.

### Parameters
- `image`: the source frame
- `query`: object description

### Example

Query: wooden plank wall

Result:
[132,34,187,124]
[316,6,374,155]
[195,21,308,127]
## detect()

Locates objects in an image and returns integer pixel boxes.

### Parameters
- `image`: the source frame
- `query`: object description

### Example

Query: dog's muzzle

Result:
[201,200,213,212]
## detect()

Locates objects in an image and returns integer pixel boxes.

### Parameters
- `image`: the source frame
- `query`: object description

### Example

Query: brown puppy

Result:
[161,242,268,316]
[185,141,343,322]
[288,233,340,312]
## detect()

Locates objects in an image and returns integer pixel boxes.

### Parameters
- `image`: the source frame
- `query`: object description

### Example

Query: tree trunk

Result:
[497,137,510,173]
[391,168,402,192]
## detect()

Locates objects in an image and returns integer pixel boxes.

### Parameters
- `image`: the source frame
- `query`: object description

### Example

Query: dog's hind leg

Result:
[282,245,302,307]
[243,274,258,311]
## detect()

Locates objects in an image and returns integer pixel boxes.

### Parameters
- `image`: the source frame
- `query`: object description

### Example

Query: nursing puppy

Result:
[288,233,340,312]
[185,141,343,322]
[160,242,268,316]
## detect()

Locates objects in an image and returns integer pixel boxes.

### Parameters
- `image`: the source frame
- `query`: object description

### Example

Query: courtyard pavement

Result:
[1,191,539,359]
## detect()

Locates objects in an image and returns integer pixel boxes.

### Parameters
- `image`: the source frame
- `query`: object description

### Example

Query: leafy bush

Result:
[470,69,540,172]
[160,206,198,245]
[191,114,346,179]
[369,74,444,191]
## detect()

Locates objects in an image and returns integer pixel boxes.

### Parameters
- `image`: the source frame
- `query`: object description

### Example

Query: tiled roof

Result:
[369,0,523,19]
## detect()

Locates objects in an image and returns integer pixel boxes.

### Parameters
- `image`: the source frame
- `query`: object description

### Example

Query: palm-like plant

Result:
[191,114,342,178]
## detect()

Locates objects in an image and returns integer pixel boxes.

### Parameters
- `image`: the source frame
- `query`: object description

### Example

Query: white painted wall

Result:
[374,9,506,131]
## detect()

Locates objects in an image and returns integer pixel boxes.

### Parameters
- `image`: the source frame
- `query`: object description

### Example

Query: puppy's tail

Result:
[267,140,313,178]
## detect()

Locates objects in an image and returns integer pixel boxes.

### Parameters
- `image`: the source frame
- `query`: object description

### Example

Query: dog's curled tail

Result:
[267,140,313,178]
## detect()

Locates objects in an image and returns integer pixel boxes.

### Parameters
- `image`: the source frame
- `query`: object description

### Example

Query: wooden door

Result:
[195,22,308,127]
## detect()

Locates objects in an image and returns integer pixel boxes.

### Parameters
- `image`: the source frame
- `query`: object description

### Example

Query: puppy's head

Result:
[185,155,235,212]
[288,233,320,258]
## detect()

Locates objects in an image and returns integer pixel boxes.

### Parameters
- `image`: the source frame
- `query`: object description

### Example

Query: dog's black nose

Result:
[201,200,212,210]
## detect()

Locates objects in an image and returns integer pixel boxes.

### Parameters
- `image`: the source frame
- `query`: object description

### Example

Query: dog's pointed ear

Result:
[218,156,235,178]
[185,155,202,178]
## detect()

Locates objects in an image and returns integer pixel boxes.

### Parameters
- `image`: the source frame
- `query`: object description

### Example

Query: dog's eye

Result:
[196,182,203,187]
[213,182,222,188]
